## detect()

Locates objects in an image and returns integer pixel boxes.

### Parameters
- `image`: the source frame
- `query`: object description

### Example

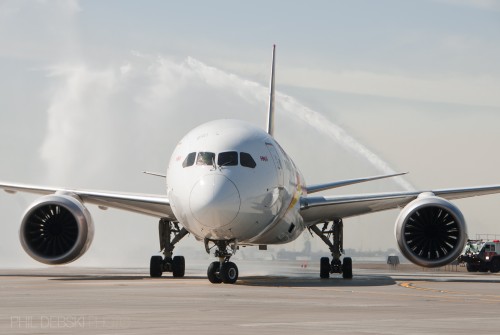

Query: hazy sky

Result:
[0,0,499,267]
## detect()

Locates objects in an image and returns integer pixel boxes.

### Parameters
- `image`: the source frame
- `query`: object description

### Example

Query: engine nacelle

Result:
[395,193,467,268]
[19,194,94,265]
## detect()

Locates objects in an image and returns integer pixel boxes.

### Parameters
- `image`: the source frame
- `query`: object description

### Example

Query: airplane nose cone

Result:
[190,174,241,228]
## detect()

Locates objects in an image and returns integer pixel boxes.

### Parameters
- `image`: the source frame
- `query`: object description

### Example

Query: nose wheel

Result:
[220,262,239,283]
[207,261,239,284]
[205,239,239,284]
[207,261,222,283]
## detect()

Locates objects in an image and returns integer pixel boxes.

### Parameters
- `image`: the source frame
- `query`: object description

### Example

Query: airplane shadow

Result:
[236,272,500,287]
[0,273,148,281]
[0,273,203,281]
[50,275,204,281]
[0,272,396,287]
[3,270,497,286]
[236,274,396,287]
[48,274,398,287]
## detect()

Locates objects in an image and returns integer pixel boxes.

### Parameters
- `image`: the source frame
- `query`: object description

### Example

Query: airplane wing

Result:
[0,182,175,219]
[305,172,408,194]
[300,185,500,225]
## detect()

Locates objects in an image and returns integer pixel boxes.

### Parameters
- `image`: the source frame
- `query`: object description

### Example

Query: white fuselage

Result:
[167,119,306,245]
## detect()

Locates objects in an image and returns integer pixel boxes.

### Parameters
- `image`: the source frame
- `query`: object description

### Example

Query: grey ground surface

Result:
[1,260,499,334]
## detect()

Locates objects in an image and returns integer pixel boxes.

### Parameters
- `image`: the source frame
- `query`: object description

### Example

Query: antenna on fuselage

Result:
[266,44,276,137]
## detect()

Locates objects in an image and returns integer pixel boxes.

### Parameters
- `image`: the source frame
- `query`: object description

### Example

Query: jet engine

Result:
[19,194,94,265]
[395,193,467,268]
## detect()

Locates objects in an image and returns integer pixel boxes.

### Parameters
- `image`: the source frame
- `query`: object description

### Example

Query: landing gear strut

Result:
[310,219,353,279]
[150,218,189,278]
[205,239,239,284]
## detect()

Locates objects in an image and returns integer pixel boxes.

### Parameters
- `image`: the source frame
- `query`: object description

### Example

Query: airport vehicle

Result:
[458,240,500,273]
[2,46,500,284]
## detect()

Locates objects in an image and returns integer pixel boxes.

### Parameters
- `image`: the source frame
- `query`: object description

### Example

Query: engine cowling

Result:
[19,194,94,265]
[395,193,467,268]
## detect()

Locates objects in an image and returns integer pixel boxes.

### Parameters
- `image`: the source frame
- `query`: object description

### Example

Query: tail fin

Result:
[266,45,276,136]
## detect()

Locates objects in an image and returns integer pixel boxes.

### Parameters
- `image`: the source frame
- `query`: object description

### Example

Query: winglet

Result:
[266,44,276,136]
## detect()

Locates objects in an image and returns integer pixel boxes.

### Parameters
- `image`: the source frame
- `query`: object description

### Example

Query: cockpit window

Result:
[218,151,238,167]
[196,152,215,166]
[240,152,256,168]
[182,152,196,168]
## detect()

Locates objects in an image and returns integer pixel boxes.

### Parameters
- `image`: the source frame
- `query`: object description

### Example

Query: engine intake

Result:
[395,194,467,268]
[19,194,94,265]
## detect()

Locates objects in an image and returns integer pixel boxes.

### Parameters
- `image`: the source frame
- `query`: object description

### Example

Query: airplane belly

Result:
[171,212,275,242]
[184,195,278,241]
[245,211,305,245]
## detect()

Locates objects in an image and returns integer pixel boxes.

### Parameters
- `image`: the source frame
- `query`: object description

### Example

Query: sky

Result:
[0,0,499,267]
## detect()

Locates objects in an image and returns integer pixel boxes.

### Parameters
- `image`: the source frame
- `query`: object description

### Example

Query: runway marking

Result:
[399,281,500,304]
[399,281,460,294]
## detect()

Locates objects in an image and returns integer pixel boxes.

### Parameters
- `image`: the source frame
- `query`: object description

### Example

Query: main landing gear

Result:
[150,218,189,278]
[310,219,353,279]
[205,239,239,284]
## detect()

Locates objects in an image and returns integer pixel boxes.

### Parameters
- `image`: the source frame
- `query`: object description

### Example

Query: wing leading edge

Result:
[300,185,500,225]
[0,182,175,219]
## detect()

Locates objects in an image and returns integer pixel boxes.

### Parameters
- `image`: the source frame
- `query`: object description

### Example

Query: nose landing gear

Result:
[205,239,239,284]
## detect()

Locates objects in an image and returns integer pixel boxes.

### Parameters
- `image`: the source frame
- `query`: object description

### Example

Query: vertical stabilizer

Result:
[266,45,276,136]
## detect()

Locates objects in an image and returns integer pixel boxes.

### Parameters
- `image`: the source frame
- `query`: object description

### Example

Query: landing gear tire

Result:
[150,255,163,278]
[172,256,185,278]
[490,258,500,273]
[207,261,222,284]
[220,262,239,284]
[466,263,479,272]
[479,263,489,272]
[320,257,330,279]
[152,218,189,278]
[342,257,353,279]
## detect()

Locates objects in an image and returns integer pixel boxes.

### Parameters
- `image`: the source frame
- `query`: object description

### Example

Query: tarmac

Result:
[1,260,500,334]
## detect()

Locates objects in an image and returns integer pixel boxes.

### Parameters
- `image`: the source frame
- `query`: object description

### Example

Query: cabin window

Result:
[196,152,215,166]
[240,152,256,168]
[182,152,196,167]
[218,151,238,167]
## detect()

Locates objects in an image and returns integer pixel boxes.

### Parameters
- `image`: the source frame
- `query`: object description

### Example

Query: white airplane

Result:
[2,46,500,284]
